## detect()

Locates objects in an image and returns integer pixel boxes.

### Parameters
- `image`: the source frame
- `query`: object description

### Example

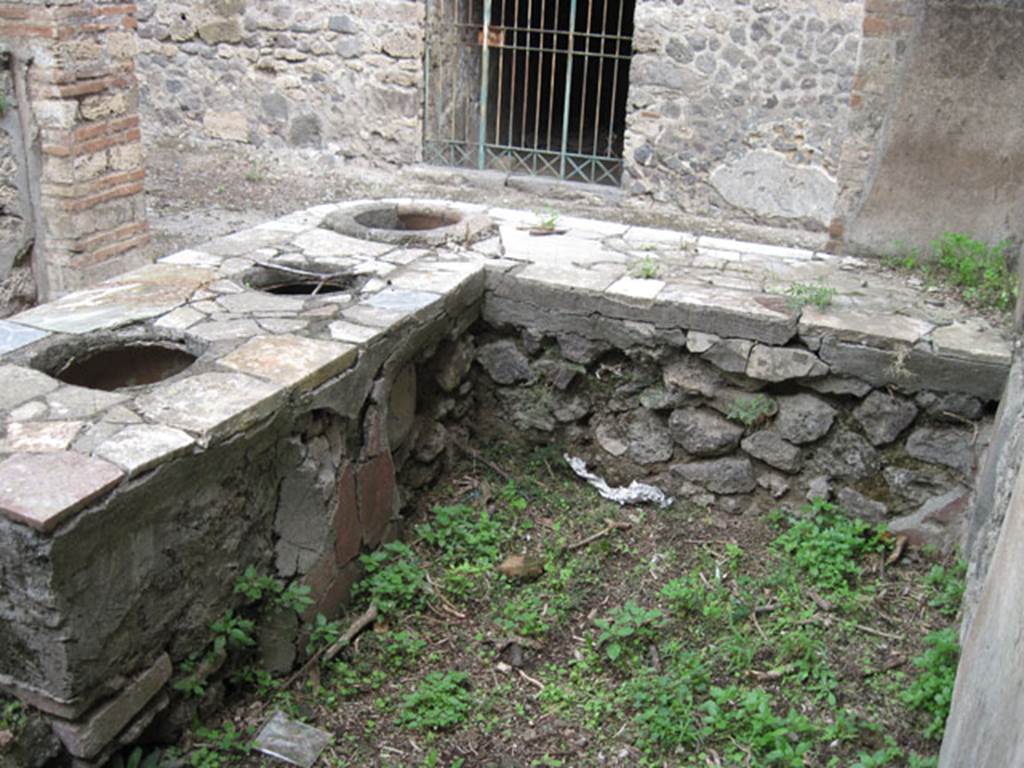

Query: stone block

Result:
[95,425,196,477]
[671,457,756,495]
[357,452,396,548]
[887,487,969,551]
[203,110,249,142]
[0,365,59,411]
[775,394,836,445]
[853,390,918,446]
[136,373,285,445]
[334,462,361,565]
[0,421,83,453]
[219,335,357,392]
[0,451,123,532]
[741,430,803,474]
[669,407,744,457]
[746,345,829,382]
[51,654,171,760]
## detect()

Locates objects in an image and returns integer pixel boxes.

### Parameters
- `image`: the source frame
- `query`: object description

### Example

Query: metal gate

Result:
[423,0,634,186]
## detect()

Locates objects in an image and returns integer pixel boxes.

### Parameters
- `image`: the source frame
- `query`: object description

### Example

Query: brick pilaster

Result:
[1,1,149,297]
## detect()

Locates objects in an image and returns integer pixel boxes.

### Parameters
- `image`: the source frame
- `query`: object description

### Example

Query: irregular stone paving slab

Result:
[328,320,387,344]
[0,451,124,532]
[0,320,49,356]
[95,425,196,477]
[517,262,621,293]
[364,288,441,317]
[0,365,60,411]
[219,335,357,392]
[291,228,393,259]
[200,227,296,257]
[189,318,264,342]
[606,276,666,302]
[0,422,84,453]
[12,264,214,334]
[216,291,308,315]
[46,386,128,420]
[799,307,935,350]
[158,249,223,269]
[655,285,798,345]
[698,235,816,261]
[135,373,285,445]
[154,306,205,331]
[929,320,1013,366]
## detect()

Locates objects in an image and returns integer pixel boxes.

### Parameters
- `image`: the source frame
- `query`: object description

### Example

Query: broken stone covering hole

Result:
[45,340,199,392]
[243,263,363,296]
[323,202,496,246]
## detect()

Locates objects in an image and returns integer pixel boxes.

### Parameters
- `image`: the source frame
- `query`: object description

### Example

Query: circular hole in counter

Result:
[50,341,198,391]
[353,206,464,232]
[243,264,361,296]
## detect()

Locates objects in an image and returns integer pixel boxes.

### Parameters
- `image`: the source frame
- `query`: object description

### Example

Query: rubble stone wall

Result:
[135,0,424,166]
[0,55,36,316]
[624,0,862,235]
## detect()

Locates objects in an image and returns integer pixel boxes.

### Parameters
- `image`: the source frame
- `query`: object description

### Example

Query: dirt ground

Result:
[151,435,958,768]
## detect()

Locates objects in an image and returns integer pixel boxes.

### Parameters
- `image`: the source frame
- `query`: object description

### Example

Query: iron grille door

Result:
[424,0,634,186]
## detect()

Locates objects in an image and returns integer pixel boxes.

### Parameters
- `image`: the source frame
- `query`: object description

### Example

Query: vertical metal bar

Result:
[591,0,610,158]
[533,0,546,162]
[521,0,535,164]
[558,0,578,179]
[576,0,595,162]
[545,0,560,151]
[493,0,506,158]
[479,0,492,169]
[505,0,518,152]
[607,0,626,166]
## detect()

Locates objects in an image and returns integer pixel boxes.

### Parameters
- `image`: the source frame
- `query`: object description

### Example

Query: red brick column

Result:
[0,1,149,298]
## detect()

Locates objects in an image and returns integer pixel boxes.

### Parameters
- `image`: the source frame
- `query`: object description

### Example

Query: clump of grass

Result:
[786,282,836,311]
[885,233,1020,313]
[931,233,1018,312]
[631,255,660,279]
[398,671,472,731]
[903,628,959,740]
[727,394,775,428]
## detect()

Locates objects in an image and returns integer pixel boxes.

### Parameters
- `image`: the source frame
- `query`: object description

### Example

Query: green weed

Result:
[903,628,959,740]
[924,561,966,618]
[932,233,1018,312]
[786,282,837,311]
[631,256,660,279]
[398,671,472,732]
[417,504,505,567]
[0,697,26,733]
[727,394,775,428]
[770,502,885,598]
[594,601,664,664]
[356,541,426,615]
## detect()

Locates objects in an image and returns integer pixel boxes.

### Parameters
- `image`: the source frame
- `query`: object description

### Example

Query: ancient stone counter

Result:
[0,198,1012,762]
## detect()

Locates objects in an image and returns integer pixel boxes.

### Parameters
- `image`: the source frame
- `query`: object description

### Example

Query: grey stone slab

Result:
[216,291,308,315]
[0,365,60,410]
[0,320,49,356]
[328,319,386,344]
[158,249,224,268]
[928,320,1012,367]
[606,276,666,302]
[154,306,205,331]
[364,288,442,317]
[341,304,407,328]
[189,318,263,341]
[746,344,829,382]
[0,421,84,453]
[12,264,214,334]
[291,228,392,259]
[135,372,286,444]
[799,307,934,350]
[655,285,798,345]
[0,451,124,532]
[46,386,128,420]
[95,425,196,477]
[219,335,357,391]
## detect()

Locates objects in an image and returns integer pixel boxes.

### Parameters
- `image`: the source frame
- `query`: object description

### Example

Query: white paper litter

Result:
[253,711,332,768]
[565,455,674,509]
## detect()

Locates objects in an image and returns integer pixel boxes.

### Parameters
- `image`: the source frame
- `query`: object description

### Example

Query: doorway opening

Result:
[424,0,636,186]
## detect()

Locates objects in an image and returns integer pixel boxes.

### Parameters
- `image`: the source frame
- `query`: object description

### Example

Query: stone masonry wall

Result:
[0,1,151,298]
[136,0,423,165]
[0,53,36,316]
[624,0,863,234]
